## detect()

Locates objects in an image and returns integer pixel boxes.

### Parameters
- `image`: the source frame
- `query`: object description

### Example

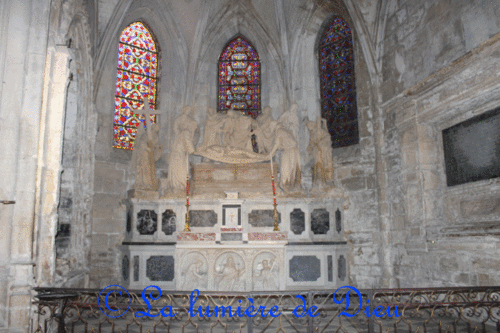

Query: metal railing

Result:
[32,286,500,333]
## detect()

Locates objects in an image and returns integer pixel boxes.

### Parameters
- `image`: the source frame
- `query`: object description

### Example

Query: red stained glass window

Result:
[218,36,261,118]
[319,17,358,148]
[113,22,159,150]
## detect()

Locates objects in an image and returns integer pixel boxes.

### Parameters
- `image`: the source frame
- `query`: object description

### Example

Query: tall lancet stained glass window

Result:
[113,22,159,149]
[218,36,261,117]
[319,17,358,148]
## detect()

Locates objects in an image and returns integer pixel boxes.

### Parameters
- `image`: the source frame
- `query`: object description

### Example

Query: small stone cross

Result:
[229,211,236,224]
[134,97,164,141]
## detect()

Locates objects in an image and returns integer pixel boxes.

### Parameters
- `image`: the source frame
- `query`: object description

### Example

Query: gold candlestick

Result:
[270,155,279,232]
[184,156,191,232]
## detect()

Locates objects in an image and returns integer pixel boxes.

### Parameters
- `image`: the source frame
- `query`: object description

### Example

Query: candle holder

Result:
[270,156,279,232]
[184,175,191,232]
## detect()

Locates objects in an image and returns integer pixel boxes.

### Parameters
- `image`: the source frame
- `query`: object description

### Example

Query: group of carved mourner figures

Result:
[131,98,335,194]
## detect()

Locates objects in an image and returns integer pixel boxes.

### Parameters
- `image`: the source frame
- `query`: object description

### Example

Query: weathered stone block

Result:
[460,197,500,217]
[92,218,123,234]
[94,162,126,194]
[341,177,366,191]
[439,257,459,272]
[478,273,491,286]
[90,234,108,252]
[454,273,469,284]
[472,258,500,270]
[91,193,124,220]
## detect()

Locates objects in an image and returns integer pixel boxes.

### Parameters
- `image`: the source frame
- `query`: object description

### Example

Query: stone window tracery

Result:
[319,17,358,148]
[113,22,159,150]
[218,35,261,118]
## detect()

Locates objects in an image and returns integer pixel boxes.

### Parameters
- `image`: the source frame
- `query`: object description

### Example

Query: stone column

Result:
[0,0,52,330]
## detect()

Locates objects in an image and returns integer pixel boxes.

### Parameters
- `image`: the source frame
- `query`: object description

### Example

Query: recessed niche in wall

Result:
[442,107,500,186]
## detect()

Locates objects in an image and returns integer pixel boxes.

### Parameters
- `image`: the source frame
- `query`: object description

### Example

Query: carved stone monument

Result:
[123,105,348,292]
[166,106,199,192]
[306,117,335,186]
[130,98,163,198]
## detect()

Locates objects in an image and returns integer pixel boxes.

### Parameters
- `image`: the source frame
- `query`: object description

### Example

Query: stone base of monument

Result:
[121,195,349,291]
[190,162,279,197]
[128,189,160,199]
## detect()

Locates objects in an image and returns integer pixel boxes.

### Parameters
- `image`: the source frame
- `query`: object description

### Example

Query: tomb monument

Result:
[122,106,348,291]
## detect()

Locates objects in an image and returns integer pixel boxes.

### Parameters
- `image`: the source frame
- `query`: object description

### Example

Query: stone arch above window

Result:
[218,35,261,118]
[319,16,358,148]
[113,22,159,150]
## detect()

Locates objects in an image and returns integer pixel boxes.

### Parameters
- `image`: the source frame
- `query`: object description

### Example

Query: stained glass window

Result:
[113,22,159,149]
[319,17,358,148]
[218,36,261,118]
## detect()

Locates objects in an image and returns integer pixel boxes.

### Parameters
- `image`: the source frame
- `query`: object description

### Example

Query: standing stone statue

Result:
[253,106,279,154]
[167,106,199,191]
[198,107,225,151]
[306,117,334,184]
[270,124,301,190]
[131,99,163,192]
[278,103,300,141]
[222,109,253,152]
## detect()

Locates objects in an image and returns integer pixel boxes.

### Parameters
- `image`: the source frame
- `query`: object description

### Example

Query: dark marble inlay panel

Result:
[311,209,329,234]
[289,256,321,282]
[327,255,333,282]
[189,210,217,227]
[221,233,243,241]
[133,256,139,281]
[290,209,305,235]
[146,256,175,281]
[126,206,132,233]
[443,107,500,186]
[122,255,129,281]
[338,255,346,281]
[162,209,177,235]
[335,209,342,233]
[137,210,157,235]
[248,210,281,227]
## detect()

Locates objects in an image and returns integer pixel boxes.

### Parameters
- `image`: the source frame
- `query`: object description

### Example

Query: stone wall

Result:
[382,0,500,102]
[382,32,500,287]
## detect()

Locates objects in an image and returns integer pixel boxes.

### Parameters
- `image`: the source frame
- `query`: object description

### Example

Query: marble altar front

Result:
[121,192,348,291]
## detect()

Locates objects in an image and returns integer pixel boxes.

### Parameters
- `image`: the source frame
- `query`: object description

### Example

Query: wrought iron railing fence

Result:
[32,286,500,333]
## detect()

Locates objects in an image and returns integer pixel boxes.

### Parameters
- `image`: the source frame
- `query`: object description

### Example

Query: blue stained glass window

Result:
[218,36,261,118]
[319,17,358,148]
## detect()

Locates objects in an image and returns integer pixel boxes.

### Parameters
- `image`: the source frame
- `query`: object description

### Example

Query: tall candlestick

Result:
[184,154,191,232]
[270,154,273,176]
[270,154,279,232]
